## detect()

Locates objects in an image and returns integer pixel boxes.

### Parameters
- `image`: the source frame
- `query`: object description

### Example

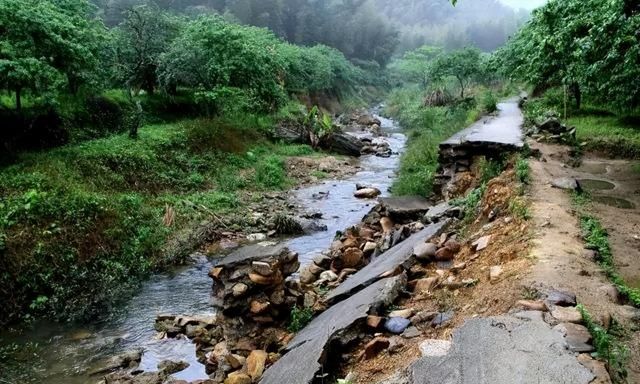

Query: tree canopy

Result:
[495,0,640,110]
[0,0,107,109]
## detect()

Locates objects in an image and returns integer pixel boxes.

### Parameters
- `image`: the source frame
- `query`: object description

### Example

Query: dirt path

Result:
[528,141,640,382]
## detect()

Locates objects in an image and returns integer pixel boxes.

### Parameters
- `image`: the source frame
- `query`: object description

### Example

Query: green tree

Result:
[431,47,482,98]
[390,45,443,88]
[496,0,640,110]
[112,5,183,95]
[0,0,106,110]
[158,16,287,112]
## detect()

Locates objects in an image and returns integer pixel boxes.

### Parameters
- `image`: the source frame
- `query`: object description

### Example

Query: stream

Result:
[0,108,406,384]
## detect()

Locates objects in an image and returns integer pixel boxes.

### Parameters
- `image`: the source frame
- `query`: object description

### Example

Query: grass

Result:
[385,86,476,196]
[287,305,314,332]
[523,88,640,159]
[577,304,629,383]
[515,155,530,184]
[572,193,640,307]
[568,114,640,159]
[0,116,312,324]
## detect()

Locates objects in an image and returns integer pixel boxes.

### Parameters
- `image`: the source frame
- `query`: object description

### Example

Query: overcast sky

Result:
[499,0,547,10]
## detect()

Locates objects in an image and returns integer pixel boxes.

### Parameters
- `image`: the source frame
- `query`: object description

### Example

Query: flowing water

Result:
[0,108,406,384]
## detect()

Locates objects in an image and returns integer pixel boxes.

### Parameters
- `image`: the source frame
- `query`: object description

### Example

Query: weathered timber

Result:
[260,275,407,384]
[325,220,449,304]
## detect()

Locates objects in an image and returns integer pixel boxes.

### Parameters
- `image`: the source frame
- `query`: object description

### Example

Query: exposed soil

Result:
[527,141,640,382]
[342,167,533,383]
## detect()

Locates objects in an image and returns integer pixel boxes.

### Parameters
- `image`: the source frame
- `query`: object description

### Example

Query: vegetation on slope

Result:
[0,114,319,324]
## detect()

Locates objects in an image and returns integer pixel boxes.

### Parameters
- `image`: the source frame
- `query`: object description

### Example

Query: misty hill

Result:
[374,0,529,51]
[93,0,528,63]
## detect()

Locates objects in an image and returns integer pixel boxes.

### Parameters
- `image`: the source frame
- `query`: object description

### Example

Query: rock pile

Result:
[527,114,577,143]
[209,244,309,321]
[298,210,425,288]
[361,137,392,157]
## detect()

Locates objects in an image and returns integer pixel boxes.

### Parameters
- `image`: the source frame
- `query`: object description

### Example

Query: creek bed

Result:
[0,109,406,384]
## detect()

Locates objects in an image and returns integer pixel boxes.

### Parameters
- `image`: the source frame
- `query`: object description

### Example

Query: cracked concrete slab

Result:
[325,220,449,303]
[260,274,406,384]
[381,314,594,384]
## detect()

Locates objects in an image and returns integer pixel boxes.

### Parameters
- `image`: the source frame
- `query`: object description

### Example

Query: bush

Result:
[480,90,498,114]
[255,155,287,189]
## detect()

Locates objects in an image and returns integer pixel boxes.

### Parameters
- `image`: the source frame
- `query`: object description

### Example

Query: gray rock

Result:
[424,202,453,223]
[413,242,437,261]
[385,317,412,334]
[551,177,579,191]
[431,311,454,327]
[379,196,432,221]
[158,359,189,374]
[553,323,594,353]
[402,326,422,339]
[545,289,577,307]
[419,339,452,357]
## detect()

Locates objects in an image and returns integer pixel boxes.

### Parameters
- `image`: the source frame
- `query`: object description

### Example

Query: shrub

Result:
[288,305,314,332]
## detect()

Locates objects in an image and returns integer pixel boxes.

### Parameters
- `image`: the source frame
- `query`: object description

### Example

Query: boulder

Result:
[472,235,491,251]
[157,360,189,374]
[342,247,364,268]
[224,372,252,384]
[354,187,381,199]
[385,317,412,334]
[413,242,437,261]
[489,265,503,281]
[551,177,579,191]
[550,306,582,324]
[246,350,268,381]
[419,339,452,357]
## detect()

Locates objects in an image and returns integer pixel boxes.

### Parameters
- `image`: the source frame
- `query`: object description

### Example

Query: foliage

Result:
[480,90,498,114]
[111,4,184,94]
[0,0,107,109]
[515,155,531,184]
[385,86,473,196]
[431,47,483,98]
[389,46,443,88]
[577,305,629,383]
[496,0,640,110]
[508,197,531,220]
[478,157,505,184]
[0,117,316,323]
[453,184,487,221]
[287,305,314,332]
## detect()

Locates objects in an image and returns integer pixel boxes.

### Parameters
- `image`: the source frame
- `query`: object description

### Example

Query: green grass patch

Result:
[568,114,640,159]
[572,194,640,307]
[385,86,474,196]
[515,155,530,184]
[0,116,309,324]
[577,304,629,383]
[287,305,314,332]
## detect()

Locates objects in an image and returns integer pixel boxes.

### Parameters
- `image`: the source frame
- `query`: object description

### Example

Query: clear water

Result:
[0,109,406,384]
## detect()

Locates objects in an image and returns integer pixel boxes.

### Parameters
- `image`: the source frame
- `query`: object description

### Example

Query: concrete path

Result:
[381,313,594,384]
[441,100,524,149]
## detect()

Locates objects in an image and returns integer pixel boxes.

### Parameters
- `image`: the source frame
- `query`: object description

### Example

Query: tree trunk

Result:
[571,83,581,110]
[458,77,464,98]
[15,87,21,112]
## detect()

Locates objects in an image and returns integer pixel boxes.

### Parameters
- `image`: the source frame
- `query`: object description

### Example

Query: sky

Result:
[499,0,547,10]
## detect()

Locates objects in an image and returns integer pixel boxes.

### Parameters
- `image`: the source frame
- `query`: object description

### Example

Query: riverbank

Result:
[0,105,404,383]
[0,99,389,326]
